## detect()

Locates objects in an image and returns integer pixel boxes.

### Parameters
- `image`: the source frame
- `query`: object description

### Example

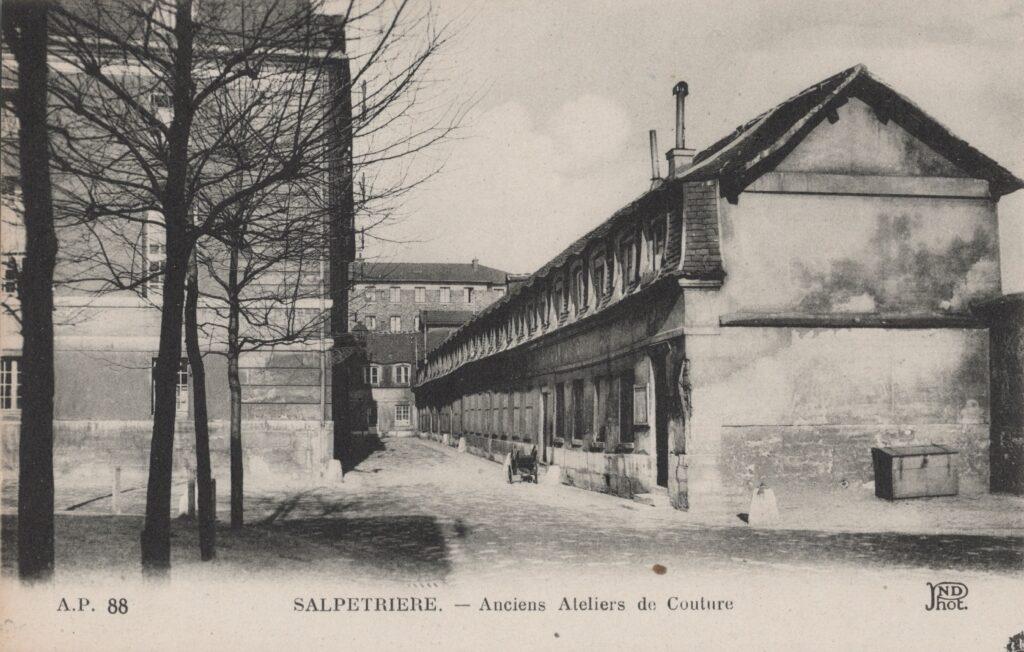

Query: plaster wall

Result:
[694,327,990,497]
[775,97,967,178]
[718,192,1000,316]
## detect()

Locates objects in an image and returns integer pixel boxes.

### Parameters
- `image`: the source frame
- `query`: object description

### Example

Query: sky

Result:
[360,0,1024,290]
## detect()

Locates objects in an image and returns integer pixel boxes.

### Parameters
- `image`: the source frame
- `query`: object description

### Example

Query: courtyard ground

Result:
[1,436,1021,584]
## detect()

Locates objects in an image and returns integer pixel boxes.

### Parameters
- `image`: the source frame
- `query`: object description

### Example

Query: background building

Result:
[350,260,508,334]
[346,262,512,438]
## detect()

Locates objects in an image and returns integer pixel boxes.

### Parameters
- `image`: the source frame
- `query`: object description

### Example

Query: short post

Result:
[187,477,196,519]
[111,466,122,515]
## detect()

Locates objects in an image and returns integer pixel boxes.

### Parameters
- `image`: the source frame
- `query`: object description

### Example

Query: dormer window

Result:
[593,258,607,301]
[653,217,666,270]
[364,365,380,386]
[620,236,638,292]
[394,364,411,385]
[574,266,588,312]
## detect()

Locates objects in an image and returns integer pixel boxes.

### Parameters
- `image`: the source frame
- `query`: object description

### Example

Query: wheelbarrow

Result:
[504,446,539,484]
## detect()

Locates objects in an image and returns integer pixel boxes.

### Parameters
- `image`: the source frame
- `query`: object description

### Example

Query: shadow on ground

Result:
[341,434,387,473]
[258,515,451,579]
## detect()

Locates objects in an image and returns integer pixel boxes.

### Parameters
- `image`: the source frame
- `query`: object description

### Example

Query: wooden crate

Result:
[871,445,959,500]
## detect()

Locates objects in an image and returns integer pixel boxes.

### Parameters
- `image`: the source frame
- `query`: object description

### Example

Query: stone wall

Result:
[552,447,651,498]
[419,430,654,499]
[1,418,332,481]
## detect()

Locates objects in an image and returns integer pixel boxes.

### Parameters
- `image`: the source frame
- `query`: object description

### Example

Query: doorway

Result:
[541,390,551,464]
[652,354,669,488]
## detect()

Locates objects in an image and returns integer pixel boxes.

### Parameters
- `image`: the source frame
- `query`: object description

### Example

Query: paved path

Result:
[240,438,1023,582]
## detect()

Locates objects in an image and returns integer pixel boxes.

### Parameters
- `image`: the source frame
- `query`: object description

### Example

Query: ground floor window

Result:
[554,382,565,438]
[512,391,521,437]
[1,356,22,410]
[619,370,635,443]
[524,396,534,442]
[395,403,411,426]
[594,377,607,442]
[571,379,585,440]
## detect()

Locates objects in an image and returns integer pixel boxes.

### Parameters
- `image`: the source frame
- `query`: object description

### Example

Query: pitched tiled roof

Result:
[420,310,475,328]
[352,261,509,285]
[425,329,453,357]
[363,332,416,364]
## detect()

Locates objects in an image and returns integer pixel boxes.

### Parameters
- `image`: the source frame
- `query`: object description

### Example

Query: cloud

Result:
[547,95,632,173]
[377,94,643,273]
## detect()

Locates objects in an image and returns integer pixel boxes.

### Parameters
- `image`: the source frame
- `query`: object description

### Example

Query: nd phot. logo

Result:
[1006,630,1024,652]
[925,581,968,611]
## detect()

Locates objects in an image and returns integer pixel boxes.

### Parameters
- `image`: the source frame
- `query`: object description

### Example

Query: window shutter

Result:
[606,377,619,443]
[583,382,594,436]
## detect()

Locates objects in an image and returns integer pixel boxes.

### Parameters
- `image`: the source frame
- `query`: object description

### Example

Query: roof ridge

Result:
[682,64,865,181]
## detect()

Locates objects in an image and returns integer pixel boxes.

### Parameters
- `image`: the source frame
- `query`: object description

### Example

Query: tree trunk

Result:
[227,247,243,530]
[141,249,188,571]
[327,27,355,467]
[185,257,215,560]
[4,0,57,583]
[140,0,196,573]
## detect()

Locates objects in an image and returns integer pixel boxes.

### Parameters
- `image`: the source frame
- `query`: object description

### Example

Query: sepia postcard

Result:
[1,0,1022,650]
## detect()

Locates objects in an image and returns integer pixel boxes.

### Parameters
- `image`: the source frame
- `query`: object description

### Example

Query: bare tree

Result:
[45,0,461,570]
[196,182,327,530]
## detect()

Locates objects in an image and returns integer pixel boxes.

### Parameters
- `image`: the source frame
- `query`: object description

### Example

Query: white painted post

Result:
[748,482,780,527]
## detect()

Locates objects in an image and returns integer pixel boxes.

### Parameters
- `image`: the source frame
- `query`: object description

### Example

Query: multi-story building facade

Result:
[414,65,1023,512]
[2,5,359,479]
[349,260,509,335]
[348,329,417,438]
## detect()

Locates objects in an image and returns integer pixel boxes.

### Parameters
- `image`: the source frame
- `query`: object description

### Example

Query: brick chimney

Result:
[471,258,479,269]
[666,81,696,178]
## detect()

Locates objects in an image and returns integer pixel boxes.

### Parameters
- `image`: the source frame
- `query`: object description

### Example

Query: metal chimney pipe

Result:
[673,81,689,150]
[648,130,661,181]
